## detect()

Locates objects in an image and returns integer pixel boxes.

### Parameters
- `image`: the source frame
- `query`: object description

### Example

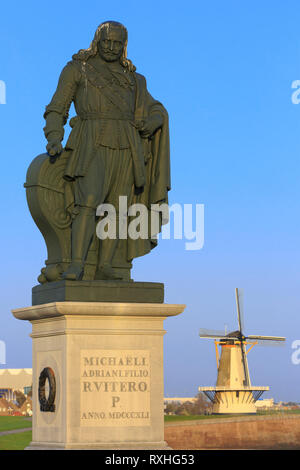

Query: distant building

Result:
[255,398,274,409]
[0,388,16,402]
[164,397,197,404]
[24,386,32,396]
[0,369,32,395]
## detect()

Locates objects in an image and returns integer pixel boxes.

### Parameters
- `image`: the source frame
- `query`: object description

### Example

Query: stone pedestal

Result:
[32,280,164,305]
[12,301,185,450]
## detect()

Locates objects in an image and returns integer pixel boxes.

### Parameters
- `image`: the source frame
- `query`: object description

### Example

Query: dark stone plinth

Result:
[32,280,164,305]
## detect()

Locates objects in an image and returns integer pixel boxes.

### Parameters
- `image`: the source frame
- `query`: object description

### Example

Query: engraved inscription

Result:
[80,350,150,427]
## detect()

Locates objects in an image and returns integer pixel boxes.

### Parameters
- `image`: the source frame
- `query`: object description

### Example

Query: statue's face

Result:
[98,27,125,62]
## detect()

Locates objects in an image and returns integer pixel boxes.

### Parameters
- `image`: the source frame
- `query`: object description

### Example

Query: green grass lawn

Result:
[164,413,247,422]
[256,409,300,416]
[0,431,32,450]
[0,416,32,432]
[164,409,300,422]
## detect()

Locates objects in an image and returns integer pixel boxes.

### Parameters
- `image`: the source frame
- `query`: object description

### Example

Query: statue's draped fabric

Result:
[44,57,170,260]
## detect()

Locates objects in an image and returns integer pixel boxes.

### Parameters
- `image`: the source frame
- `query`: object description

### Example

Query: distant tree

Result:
[192,392,212,415]
[164,393,212,416]
[176,403,190,415]
[14,390,26,408]
[165,402,179,414]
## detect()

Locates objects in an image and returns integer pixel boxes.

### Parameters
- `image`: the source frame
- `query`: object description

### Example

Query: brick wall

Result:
[165,414,300,449]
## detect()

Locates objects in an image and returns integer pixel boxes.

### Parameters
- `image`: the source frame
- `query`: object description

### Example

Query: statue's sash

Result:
[73,60,134,118]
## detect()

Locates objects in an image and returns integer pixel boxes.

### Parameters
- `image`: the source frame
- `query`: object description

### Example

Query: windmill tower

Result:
[199,288,285,414]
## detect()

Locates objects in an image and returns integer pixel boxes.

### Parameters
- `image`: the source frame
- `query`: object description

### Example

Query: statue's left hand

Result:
[136,114,163,138]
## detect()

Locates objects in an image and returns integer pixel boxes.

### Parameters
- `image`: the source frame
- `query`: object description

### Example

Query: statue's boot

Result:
[95,238,123,281]
[62,207,95,281]
[99,263,123,281]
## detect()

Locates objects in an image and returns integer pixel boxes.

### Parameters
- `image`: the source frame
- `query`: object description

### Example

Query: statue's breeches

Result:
[74,146,134,210]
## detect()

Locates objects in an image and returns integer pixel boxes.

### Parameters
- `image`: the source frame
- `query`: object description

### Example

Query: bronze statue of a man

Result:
[43,21,170,281]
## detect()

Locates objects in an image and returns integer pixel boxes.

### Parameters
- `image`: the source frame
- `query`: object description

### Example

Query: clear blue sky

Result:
[1,0,300,401]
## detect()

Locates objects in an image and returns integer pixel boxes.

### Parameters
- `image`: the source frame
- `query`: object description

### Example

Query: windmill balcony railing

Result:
[199,386,269,391]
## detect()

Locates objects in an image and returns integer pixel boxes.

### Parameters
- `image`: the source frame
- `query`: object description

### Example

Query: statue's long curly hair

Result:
[72,21,136,72]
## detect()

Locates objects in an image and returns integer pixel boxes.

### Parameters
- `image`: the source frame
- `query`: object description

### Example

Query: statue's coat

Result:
[44,57,170,260]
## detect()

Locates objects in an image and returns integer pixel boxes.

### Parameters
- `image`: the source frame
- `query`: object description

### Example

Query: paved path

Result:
[0,428,32,437]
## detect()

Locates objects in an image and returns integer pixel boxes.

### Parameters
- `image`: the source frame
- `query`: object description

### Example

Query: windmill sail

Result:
[241,342,251,386]
[235,288,245,333]
[246,339,285,347]
[246,335,286,347]
[199,328,235,339]
[247,335,285,341]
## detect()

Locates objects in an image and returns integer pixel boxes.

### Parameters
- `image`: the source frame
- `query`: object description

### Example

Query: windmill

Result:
[198,288,285,414]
